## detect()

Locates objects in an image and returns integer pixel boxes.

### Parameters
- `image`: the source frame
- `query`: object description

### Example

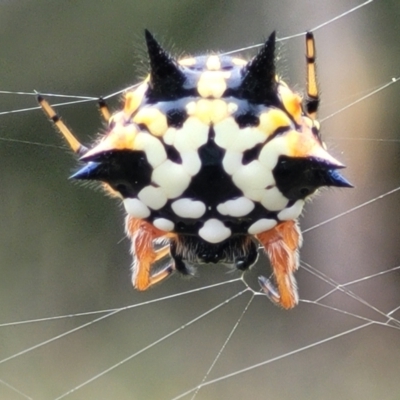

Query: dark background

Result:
[0,1,399,399]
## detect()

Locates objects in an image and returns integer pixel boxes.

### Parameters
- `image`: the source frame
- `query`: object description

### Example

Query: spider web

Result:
[0,0,399,399]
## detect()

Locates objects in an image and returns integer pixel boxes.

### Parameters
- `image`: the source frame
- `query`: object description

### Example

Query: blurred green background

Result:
[0,0,399,399]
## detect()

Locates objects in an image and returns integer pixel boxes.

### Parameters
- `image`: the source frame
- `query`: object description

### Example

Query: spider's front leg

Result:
[125,217,175,290]
[256,220,302,309]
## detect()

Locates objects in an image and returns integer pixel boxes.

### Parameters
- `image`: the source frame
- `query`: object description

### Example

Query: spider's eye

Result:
[114,182,130,197]
[299,187,311,196]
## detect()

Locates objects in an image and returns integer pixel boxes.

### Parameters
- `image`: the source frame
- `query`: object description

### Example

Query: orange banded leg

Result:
[98,97,111,122]
[37,95,88,156]
[256,220,302,309]
[125,217,174,290]
[305,32,319,119]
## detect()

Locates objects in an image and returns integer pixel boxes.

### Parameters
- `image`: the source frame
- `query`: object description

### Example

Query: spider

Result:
[38,30,352,309]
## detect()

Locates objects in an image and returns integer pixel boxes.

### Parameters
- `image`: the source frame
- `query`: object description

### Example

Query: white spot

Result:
[163,127,177,145]
[206,55,221,70]
[198,219,231,243]
[152,160,191,199]
[138,186,167,210]
[134,133,167,168]
[214,118,265,152]
[185,101,197,116]
[258,137,289,170]
[181,151,201,176]
[277,200,305,221]
[153,218,175,232]
[217,197,254,217]
[232,160,275,201]
[123,198,151,218]
[174,117,209,152]
[197,71,230,98]
[227,102,238,114]
[248,219,277,235]
[260,187,288,211]
[222,151,242,175]
[171,198,206,219]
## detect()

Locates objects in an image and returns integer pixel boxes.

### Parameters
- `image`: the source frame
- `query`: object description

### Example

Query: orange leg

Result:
[125,217,174,290]
[256,220,302,309]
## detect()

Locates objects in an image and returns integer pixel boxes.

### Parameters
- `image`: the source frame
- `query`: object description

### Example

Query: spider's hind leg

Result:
[126,217,176,290]
[256,220,302,309]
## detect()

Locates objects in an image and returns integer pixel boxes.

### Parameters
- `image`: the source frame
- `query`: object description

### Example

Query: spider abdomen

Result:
[40,30,352,309]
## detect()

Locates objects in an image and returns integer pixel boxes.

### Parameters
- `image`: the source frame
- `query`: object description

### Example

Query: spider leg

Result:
[98,97,111,122]
[154,245,171,262]
[126,217,175,290]
[37,95,88,156]
[305,32,319,119]
[256,220,302,309]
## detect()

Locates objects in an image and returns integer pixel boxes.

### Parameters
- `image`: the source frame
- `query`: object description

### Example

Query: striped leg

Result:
[256,220,302,309]
[125,217,174,290]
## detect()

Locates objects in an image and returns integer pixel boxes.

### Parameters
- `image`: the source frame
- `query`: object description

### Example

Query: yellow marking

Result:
[206,55,221,70]
[197,70,231,98]
[284,127,343,167]
[133,107,168,137]
[278,85,302,123]
[109,111,127,126]
[38,96,85,155]
[124,83,148,115]
[179,57,196,66]
[306,33,319,120]
[195,99,229,124]
[307,63,318,98]
[82,124,138,159]
[99,101,111,122]
[313,119,320,131]
[306,34,315,59]
[258,109,291,137]
[232,58,247,66]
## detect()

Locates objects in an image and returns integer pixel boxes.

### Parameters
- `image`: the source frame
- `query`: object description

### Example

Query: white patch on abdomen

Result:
[232,160,275,201]
[171,198,206,218]
[214,118,265,152]
[277,200,305,221]
[260,187,289,211]
[248,219,277,234]
[153,218,175,232]
[152,160,191,199]
[123,198,151,218]
[134,132,167,168]
[222,151,242,175]
[198,219,231,243]
[217,197,254,217]
[138,186,167,210]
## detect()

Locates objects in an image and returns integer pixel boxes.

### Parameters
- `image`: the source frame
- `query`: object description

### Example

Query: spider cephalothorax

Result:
[39,30,351,309]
